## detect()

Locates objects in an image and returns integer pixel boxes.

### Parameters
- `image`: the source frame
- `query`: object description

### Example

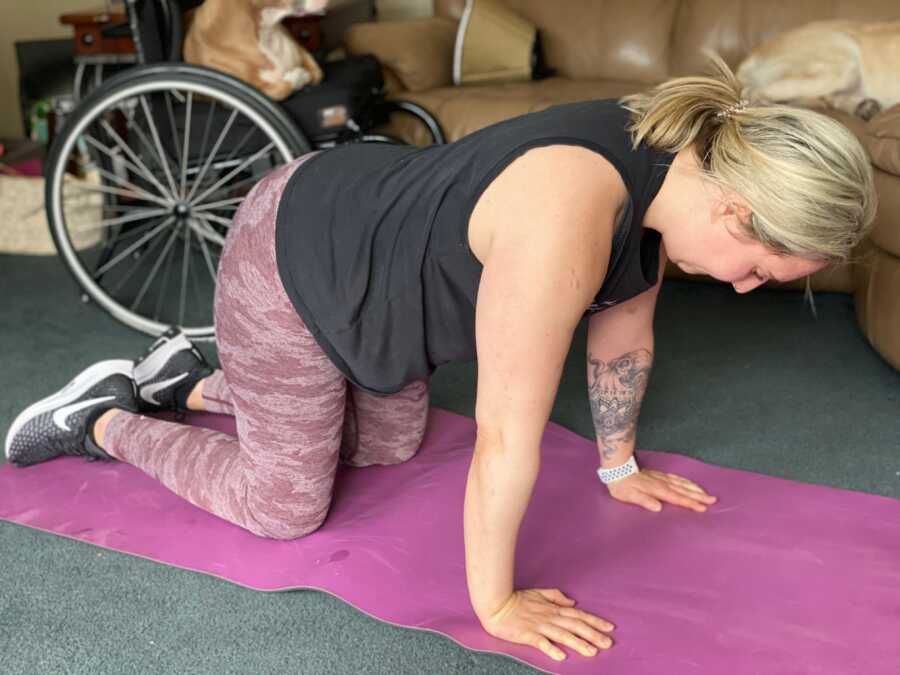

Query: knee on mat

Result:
[255,515,326,541]
[386,416,428,464]
[348,431,425,467]
[245,494,329,541]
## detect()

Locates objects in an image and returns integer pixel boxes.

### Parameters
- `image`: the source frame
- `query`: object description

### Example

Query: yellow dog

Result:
[184,0,325,101]
[737,19,900,120]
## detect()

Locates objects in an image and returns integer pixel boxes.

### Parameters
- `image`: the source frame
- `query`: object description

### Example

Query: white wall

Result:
[0,0,96,138]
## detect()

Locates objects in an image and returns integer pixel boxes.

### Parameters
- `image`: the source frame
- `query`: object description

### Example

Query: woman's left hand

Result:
[606,469,717,513]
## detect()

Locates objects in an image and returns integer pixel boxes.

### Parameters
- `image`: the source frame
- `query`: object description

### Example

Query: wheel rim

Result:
[49,78,296,338]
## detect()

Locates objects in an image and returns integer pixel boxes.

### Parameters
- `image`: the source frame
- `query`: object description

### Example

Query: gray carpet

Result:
[1,252,898,674]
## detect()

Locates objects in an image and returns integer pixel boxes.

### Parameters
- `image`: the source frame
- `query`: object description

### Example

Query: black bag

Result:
[281,54,389,143]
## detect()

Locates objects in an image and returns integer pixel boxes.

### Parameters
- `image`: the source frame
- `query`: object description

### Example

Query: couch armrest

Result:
[865,104,900,177]
[343,17,458,94]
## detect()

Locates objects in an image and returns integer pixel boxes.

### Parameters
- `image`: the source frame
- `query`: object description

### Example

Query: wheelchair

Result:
[45,0,445,340]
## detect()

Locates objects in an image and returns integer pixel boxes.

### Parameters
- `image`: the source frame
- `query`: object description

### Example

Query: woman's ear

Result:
[721,196,753,234]
[720,196,756,242]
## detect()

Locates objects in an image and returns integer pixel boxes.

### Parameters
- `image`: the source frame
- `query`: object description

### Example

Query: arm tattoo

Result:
[587,349,653,461]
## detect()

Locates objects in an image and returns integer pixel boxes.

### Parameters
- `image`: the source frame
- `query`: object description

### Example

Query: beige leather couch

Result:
[345,0,900,371]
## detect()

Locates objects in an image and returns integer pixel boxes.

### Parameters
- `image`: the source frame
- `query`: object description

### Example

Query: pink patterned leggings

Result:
[103,153,430,540]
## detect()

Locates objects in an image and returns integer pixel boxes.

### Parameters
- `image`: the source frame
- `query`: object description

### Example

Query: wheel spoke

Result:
[164,91,184,195]
[72,154,168,207]
[94,216,173,278]
[71,206,169,233]
[93,122,173,203]
[82,132,160,190]
[193,99,217,175]
[180,92,193,200]
[221,124,262,165]
[192,218,220,284]
[195,211,232,228]
[179,221,191,326]
[110,217,169,244]
[131,223,182,312]
[121,105,179,192]
[185,108,238,203]
[193,174,258,204]
[108,219,170,296]
[95,203,156,213]
[190,214,227,247]
[192,196,243,212]
[92,167,165,205]
[152,223,178,321]
[139,94,180,198]
[189,238,205,326]
[191,142,274,206]
[65,177,170,208]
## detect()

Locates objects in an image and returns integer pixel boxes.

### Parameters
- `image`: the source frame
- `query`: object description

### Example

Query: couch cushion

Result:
[506,0,679,83]
[854,243,900,371]
[865,104,900,177]
[452,0,536,86]
[870,168,900,258]
[670,0,900,77]
[344,17,458,93]
[439,0,678,84]
[810,107,900,260]
[392,77,647,142]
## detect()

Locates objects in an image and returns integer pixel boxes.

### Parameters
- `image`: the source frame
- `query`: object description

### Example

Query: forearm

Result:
[464,436,540,622]
[586,346,654,468]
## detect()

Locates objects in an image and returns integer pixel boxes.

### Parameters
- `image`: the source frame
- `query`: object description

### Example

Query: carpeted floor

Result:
[1,252,898,674]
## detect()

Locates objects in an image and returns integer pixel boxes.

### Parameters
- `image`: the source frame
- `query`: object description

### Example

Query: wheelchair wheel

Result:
[45,64,310,340]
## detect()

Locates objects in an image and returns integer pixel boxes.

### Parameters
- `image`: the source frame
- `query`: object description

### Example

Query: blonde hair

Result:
[618,50,877,315]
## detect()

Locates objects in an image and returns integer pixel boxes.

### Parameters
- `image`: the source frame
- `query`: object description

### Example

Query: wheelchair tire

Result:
[45,63,311,340]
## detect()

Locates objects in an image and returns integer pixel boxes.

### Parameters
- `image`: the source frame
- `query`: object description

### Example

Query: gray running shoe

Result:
[133,328,214,413]
[4,359,138,467]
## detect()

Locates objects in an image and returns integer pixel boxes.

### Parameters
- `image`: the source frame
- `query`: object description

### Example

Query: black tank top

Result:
[275,98,675,396]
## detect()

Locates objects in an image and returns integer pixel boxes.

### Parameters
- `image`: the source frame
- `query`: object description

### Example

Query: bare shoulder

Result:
[468,144,629,268]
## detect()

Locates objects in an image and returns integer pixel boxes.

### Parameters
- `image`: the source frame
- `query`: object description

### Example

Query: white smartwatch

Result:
[596,456,639,485]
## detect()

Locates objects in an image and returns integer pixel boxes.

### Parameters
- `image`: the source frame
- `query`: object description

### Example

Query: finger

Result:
[666,482,717,506]
[541,622,601,658]
[557,606,616,633]
[656,485,710,511]
[665,474,717,501]
[536,588,576,606]
[534,634,567,662]
[553,613,615,650]
[641,498,663,512]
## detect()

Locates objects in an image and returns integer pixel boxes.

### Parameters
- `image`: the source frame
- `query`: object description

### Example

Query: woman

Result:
[5,54,875,663]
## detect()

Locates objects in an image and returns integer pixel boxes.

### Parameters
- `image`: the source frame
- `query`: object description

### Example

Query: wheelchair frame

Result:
[45,0,445,340]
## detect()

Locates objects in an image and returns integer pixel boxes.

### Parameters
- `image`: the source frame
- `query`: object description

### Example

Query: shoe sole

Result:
[133,332,194,385]
[4,359,134,461]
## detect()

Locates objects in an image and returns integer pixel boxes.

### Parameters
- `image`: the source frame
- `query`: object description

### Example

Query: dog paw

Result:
[855,98,882,121]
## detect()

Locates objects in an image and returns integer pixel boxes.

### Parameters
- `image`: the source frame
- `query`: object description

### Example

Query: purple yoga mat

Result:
[1,407,898,674]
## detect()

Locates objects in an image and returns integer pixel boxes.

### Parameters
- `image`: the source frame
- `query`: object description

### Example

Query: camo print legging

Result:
[103,152,430,540]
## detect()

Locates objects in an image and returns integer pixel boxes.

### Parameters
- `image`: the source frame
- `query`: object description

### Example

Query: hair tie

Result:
[716,99,750,120]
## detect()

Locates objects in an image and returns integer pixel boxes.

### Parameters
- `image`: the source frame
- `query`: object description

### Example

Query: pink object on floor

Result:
[7,158,43,177]
[1,407,898,674]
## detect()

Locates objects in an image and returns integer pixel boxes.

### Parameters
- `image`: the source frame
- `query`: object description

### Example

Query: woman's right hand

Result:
[479,588,616,662]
